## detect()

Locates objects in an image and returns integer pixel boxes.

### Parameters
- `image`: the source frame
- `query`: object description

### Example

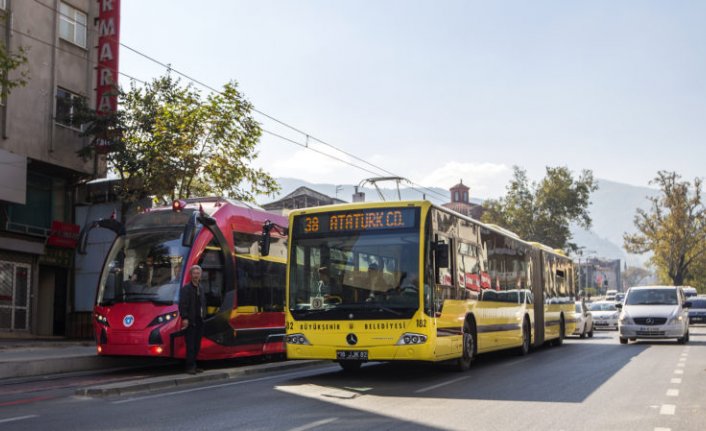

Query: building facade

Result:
[262,187,346,215]
[0,1,109,337]
[441,180,484,220]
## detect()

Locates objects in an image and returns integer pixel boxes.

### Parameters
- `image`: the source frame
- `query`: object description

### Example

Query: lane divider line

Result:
[0,415,38,424]
[288,418,339,431]
[666,389,679,397]
[659,405,676,415]
[415,376,470,394]
[670,378,681,384]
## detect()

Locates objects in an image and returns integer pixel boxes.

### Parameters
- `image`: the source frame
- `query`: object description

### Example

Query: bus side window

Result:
[236,257,262,310]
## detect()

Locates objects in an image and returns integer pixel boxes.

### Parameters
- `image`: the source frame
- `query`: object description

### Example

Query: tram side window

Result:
[199,244,225,315]
[261,260,286,311]
[236,257,286,312]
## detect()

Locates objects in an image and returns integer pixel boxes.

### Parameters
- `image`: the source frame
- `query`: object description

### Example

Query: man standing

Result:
[179,265,206,374]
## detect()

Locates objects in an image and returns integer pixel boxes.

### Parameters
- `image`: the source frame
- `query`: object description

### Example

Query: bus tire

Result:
[454,318,477,372]
[552,316,565,347]
[517,317,531,356]
[338,360,363,372]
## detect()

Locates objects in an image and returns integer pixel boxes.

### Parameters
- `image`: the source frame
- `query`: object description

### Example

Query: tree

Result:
[481,166,598,252]
[623,265,653,288]
[0,42,29,96]
[78,74,279,219]
[623,171,706,286]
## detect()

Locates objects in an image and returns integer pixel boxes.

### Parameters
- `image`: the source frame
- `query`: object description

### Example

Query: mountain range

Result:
[257,177,658,267]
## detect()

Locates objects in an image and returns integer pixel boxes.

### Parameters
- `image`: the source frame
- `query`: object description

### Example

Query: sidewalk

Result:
[0,338,156,380]
[0,338,328,397]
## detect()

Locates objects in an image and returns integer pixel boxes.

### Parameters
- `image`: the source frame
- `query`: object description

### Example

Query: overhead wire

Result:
[26,0,451,202]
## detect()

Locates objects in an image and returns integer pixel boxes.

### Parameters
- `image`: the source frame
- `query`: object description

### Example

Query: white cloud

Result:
[416,161,512,199]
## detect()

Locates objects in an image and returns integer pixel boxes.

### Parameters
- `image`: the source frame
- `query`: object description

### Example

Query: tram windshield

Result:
[288,208,421,320]
[97,230,190,306]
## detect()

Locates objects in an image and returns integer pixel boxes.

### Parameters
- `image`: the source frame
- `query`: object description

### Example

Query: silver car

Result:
[588,301,619,330]
[617,286,691,344]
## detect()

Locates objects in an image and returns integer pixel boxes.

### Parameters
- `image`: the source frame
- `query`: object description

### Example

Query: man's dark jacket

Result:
[179,282,207,326]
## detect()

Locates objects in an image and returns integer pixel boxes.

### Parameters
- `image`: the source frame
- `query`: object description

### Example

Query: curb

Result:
[75,360,328,397]
[0,355,158,380]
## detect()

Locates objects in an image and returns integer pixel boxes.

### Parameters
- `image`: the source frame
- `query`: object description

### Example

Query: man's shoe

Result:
[195,368,204,373]
[186,368,197,375]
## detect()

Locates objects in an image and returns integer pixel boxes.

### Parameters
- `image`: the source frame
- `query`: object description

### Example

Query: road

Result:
[1,327,705,430]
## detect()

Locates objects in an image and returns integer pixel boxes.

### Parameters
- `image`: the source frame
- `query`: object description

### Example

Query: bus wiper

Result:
[365,303,403,316]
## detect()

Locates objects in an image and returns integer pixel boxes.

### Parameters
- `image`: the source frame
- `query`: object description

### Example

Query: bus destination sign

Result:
[295,207,418,235]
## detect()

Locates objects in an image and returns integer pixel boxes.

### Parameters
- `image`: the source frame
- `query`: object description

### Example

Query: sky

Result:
[119,0,706,201]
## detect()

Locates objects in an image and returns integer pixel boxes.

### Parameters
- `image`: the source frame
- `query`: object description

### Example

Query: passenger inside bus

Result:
[366,263,391,301]
[317,266,342,304]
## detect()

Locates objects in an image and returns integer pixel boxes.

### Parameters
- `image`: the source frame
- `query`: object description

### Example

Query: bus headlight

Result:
[286,333,311,345]
[396,333,428,345]
[148,312,179,327]
[94,313,109,327]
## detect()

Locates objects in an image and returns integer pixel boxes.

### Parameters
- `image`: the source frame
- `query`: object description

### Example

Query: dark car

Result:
[688,297,706,324]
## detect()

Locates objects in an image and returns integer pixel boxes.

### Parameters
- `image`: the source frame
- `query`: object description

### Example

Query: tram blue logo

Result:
[123,315,135,328]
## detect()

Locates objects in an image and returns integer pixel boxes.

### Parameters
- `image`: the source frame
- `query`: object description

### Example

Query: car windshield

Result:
[625,289,678,306]
[96,230,189,306]
[689,299,706,309]
[589,302,617,311]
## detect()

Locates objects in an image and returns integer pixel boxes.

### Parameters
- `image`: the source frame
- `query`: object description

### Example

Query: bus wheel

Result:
[552,317,565,347]
[517,318,531,356]
[454,320,476,371]
[339,360,363,372]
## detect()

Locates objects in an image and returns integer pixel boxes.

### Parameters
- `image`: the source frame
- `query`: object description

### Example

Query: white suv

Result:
[617,286,691,344]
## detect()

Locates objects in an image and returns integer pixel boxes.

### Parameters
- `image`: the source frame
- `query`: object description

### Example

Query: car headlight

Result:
[619,311,633,325]
[667,310,683,325]
[148,311,179,327]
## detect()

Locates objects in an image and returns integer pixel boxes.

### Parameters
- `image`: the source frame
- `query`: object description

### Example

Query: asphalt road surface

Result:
[1,326,705,431]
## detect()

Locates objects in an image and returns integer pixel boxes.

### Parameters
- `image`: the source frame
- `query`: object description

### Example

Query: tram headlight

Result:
[286,333,311,345]
[94,313,109,327]
[396,332,427,345]
[148,311,179,327]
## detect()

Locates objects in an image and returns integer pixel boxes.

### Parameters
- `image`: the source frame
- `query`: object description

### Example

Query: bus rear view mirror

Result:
[260,220,273,257]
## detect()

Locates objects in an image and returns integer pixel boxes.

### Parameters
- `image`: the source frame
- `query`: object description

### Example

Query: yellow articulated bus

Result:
[285,200,576,371]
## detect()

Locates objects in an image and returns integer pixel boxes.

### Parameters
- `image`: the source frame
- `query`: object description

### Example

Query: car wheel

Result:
[587,324,594,338]
[552,316,565,347]
[619,337,628,344]
[579,323,586,339]
[678,330,689,345]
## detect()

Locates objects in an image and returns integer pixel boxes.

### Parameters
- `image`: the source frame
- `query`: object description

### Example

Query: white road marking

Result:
[288,418,338,431]
[414,376,470,394]
[0,415,38,424]
[112,366,339,404]
[666,389,679,397]
[674,369,683,374]
[678,357,686,362]
[677,363,685,368]
[670,378,682,384]
[660,404,676,415]
[654,428,671,431]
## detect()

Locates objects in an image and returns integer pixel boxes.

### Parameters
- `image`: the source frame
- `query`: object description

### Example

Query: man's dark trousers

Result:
[185,321,203,371]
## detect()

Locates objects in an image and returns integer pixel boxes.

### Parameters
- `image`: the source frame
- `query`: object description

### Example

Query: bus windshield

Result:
[289,229,421,321]
[97,230,190,306]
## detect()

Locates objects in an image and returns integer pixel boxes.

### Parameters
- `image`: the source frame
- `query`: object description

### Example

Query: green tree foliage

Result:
[624,171,706,286]
[0,42,29,95]
[78,74,279,216]
[481,166,598,252]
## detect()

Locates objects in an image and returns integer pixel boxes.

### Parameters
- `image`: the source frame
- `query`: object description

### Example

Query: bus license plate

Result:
[336,350,368,361]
